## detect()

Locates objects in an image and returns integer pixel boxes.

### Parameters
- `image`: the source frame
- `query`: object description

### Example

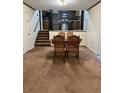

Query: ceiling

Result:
[23,0,100,10]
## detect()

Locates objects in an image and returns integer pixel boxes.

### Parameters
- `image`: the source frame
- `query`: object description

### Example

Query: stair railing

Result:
[33,19,39,32]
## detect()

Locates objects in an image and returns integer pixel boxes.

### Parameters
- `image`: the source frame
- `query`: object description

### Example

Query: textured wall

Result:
[23,4,40,54]
[87,3,101,54]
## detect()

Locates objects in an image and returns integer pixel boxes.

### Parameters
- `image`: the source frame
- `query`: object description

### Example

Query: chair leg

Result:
[53,53,55,63]
[63,57,65,63]
[77,54,79,64]
[78,57,79,64]
[76,53,79,64]
[67,52,69,63]
[64,53,66,63]
[53,57,55,63]
[76,54,78,58]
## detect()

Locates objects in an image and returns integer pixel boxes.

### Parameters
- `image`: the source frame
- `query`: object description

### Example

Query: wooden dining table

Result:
[51,38,82,44]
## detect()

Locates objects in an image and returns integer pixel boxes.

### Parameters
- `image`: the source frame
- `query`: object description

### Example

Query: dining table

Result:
[51,38,82,44]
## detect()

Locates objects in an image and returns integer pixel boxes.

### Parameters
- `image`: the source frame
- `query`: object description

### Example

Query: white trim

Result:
[23,46,34,55]
[85,45,97,54]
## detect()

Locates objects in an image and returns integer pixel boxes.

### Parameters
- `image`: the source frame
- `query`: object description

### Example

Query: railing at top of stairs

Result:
[33,19,39,32]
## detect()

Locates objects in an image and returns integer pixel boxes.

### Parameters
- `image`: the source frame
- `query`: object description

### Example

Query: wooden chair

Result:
[67,32,73,37]
[53,35,66,63]
[58,32,65,37]
[66,35,80,63]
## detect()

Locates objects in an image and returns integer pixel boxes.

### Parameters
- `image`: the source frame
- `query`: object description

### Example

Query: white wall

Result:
[83,10,89,31]
[23,4,40,54]
[49,30,87,46]
[86,3,101,54]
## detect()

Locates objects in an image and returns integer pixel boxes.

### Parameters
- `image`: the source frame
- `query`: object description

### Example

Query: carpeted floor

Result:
[24,46,101,93]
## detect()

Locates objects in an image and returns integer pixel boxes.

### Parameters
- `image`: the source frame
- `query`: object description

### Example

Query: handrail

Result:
[33,19,39,32]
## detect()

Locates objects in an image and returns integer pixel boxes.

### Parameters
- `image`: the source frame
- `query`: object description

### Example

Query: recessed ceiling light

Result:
[59,0,67,6]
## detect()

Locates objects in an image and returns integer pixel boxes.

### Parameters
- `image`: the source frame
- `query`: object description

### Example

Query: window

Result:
[42,10,87,31]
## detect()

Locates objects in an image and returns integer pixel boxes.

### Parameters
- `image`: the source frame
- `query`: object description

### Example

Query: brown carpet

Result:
[24,46,101,93]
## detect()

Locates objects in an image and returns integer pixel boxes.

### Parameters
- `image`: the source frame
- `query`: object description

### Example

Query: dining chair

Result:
[66,35,80,63]
[53,35,66,63]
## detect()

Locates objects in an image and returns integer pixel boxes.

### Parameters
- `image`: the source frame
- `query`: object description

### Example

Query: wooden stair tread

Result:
[35,30,50,46]
[35,40,50,43]
[35,42,50,44]
[35,43,50,46]
[36,40,50,41]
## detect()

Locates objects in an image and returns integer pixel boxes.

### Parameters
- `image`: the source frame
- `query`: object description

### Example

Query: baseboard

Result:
[85,45,97,54]
[85,45,101,61]
[23,45,34,55]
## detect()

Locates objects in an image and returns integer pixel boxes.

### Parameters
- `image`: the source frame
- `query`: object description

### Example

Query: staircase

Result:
[35,31,51,47]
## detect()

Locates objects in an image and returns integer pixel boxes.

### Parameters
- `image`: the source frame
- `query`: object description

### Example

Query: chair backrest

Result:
[67,35,80,48]
[58,32,65,37]
[53,35,65,54]
[67,32,73,37]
